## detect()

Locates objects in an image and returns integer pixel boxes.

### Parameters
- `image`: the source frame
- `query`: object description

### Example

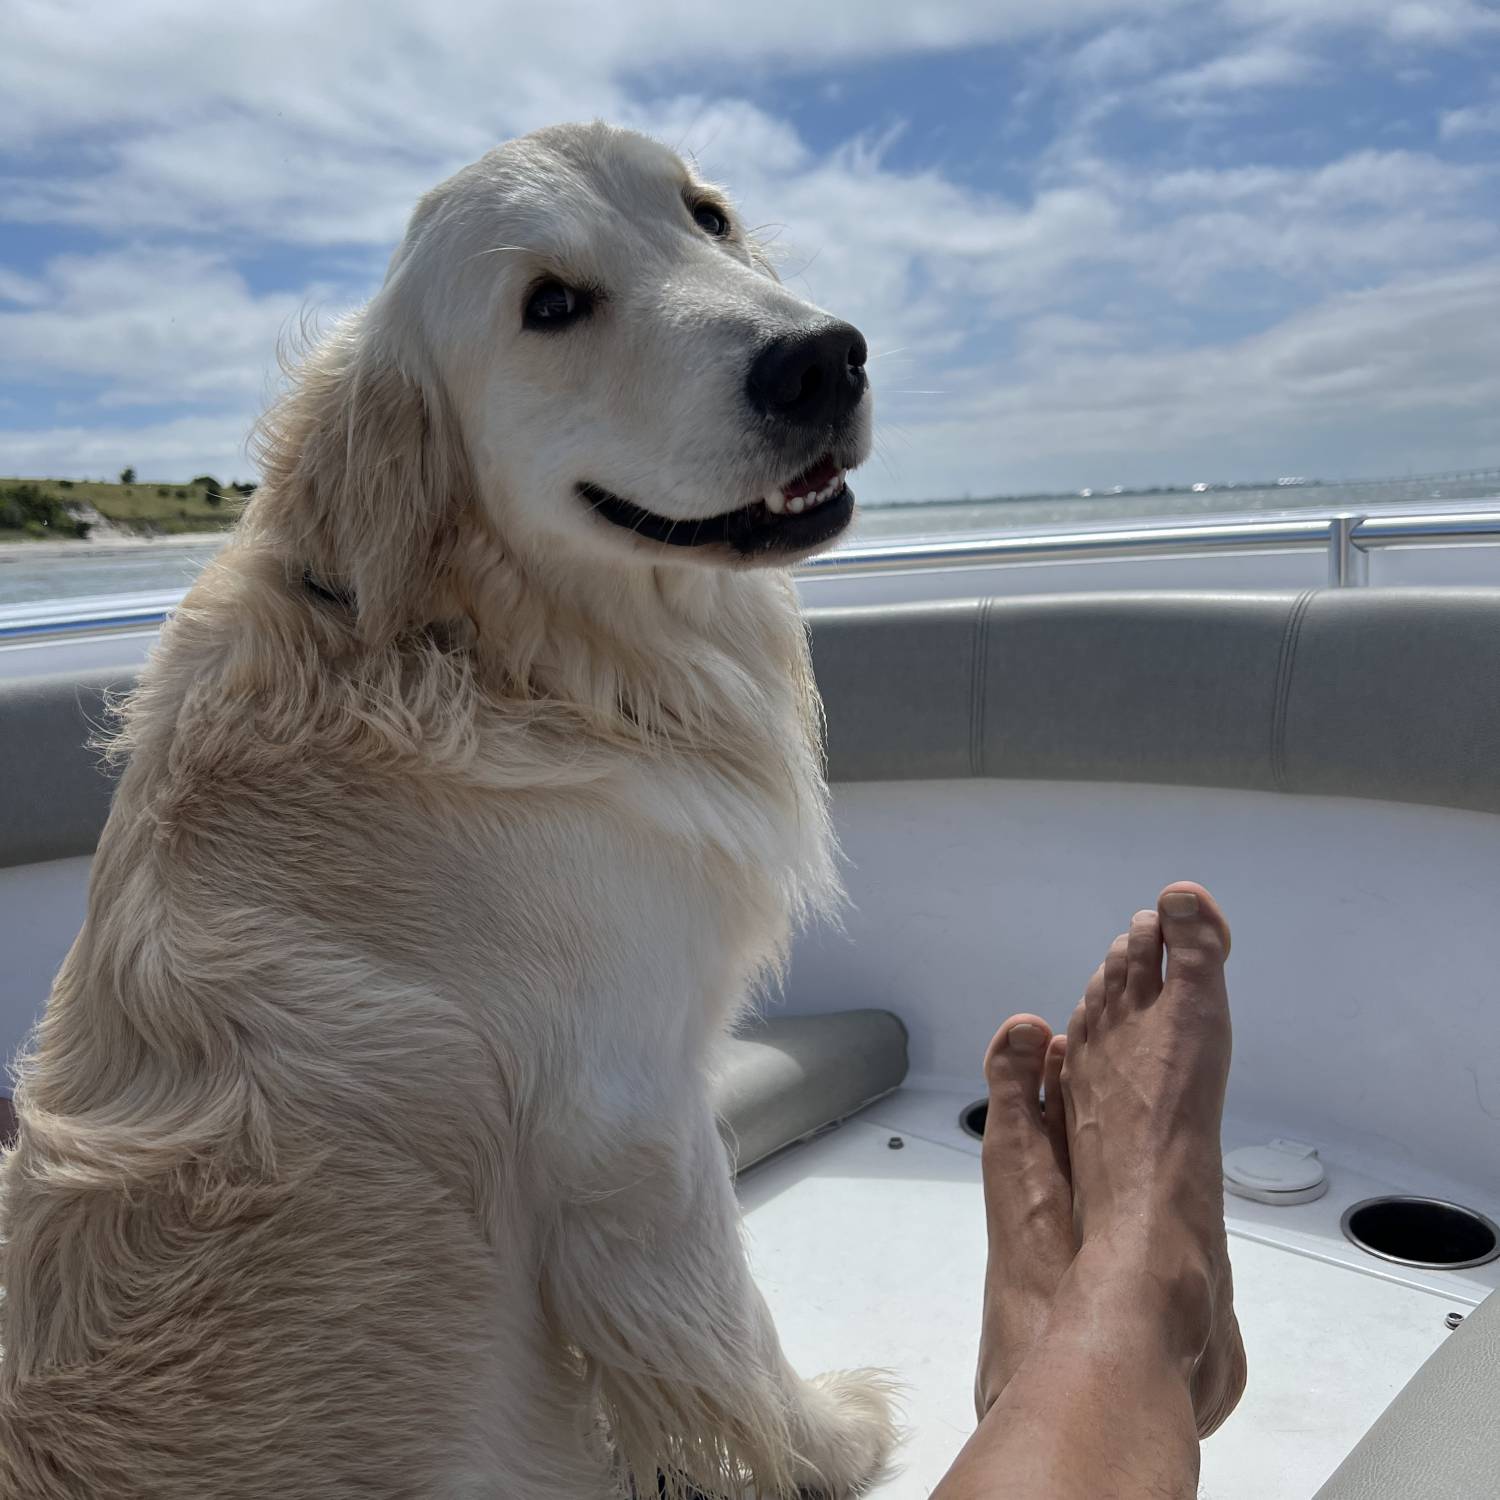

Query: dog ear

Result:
[253,311,472,643]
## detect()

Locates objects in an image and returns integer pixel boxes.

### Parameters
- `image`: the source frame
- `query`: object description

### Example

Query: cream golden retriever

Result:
[0,124,897,1498]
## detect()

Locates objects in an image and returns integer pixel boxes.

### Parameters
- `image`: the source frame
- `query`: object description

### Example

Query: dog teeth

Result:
[802,472,847,509]
[763,470,847,518]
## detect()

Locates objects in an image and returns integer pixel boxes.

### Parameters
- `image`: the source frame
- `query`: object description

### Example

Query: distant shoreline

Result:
[1,475,247,547]
[0,531,229,564]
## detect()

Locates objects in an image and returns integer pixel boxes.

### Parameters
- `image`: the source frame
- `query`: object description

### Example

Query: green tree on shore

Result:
[0,482,92,539]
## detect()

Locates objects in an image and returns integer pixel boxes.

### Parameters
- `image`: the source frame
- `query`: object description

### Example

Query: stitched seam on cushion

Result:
[1271,590,1317,792]
[969,598,993,777]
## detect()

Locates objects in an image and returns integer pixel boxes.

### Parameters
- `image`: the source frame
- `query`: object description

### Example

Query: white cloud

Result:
[1440,99,1500,138]
[618,97,813,186]
[1228,0,1500,43]
[857,260,1500,496]
[1159,41,1319,98]
[1148,149,1485,206]
[0,1,1191,150]
[1132,152,1498,287]
[0,248,346,407]
[0,413,262,484]
[0,267,45,307]
[1,121,463,246]
[6,99,1497,496]
[1381,0,1500,40]
[1027,147,1498,299]
[5,0,1489,245]
[1063,23,1166,81]
[4,0,1500,497]
[0,0,1177,247]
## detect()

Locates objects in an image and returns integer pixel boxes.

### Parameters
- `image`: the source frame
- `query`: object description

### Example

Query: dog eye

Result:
[523,280,589,330]
[692,202,730,238]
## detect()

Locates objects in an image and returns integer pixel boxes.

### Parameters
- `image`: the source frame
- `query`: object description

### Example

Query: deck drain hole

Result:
[960,1100,987,1140]
[1341,1196,1500,1270]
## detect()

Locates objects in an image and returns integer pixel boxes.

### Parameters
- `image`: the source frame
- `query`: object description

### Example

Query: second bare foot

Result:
[975,1015,1073,1417]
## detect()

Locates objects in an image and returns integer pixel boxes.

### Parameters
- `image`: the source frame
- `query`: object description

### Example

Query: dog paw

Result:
[785,1368,902,1498]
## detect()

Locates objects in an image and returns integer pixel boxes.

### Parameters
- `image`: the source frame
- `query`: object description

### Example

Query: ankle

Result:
[1068,1231,1216,1371]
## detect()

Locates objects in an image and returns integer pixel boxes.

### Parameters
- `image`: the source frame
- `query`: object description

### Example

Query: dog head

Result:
[256,123,870,639]
[390,122,869,568]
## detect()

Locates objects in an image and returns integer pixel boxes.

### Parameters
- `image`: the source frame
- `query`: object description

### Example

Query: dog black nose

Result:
[746,322,868,429]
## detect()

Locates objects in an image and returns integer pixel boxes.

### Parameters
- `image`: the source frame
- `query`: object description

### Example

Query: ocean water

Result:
[3,474,1497,610]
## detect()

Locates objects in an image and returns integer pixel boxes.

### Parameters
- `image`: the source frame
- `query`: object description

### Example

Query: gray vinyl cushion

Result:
[810,588,1500,815]
[716,1009,909,1172]
[809,592,1300,789]
[976,592,1291,790]
[1281,589,1500,812]
[5,589,1500,869]
[1313,1290,1500,1499]
[806,600,983,781]
[0,669,132,868]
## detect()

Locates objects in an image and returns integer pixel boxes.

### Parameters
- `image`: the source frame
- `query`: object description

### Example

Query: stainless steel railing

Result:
[3,504,1499,643]
[0,593,183,643]
[801,506,1500,588]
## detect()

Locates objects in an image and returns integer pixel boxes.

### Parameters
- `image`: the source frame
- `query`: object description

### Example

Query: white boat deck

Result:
[739,1089,1498,1500]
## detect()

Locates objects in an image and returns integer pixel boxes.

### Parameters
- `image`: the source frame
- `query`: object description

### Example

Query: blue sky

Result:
[2,0,1499,500]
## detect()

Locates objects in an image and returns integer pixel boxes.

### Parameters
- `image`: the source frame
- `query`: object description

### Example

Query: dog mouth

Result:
[579,452,855,557]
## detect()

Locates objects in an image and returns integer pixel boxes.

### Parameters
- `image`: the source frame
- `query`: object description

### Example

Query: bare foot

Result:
[975,1015,1074,1417]
[1059,882,1247,1438]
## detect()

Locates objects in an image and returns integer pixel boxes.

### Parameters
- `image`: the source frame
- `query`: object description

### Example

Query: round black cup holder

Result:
[960,1099,988,1140]
[1341,1195,1500,1270]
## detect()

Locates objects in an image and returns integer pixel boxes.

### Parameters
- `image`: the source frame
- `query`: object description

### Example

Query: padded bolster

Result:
[715,1009,909,1172]
[808,599,983,782]
[0,669,133,868]
[4,587,1500,868]
[979,591,1290,790]
[1313,1290,1500,1499]
[810,588,1500,815]
[811,592,1296,789]
[1280,589,1500,813]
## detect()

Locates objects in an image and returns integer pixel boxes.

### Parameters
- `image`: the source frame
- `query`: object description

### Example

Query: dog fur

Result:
[0,123,898,1498]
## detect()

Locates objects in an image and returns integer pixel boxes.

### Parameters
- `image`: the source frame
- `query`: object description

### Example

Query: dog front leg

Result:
[543,1101,898,1500]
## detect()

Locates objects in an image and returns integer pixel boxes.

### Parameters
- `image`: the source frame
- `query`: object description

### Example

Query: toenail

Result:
[1007,1024,1045,1053]
[1161,891,1199,917]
